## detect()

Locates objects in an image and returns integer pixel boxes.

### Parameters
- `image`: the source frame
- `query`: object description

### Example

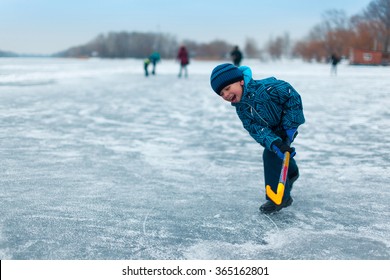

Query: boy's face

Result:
[219,80,244,103]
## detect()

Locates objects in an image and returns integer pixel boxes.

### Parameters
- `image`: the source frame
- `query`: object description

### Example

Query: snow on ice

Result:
[0,58,389,259]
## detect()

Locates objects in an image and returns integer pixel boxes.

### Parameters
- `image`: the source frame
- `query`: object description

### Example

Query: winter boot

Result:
[260,197,293,214]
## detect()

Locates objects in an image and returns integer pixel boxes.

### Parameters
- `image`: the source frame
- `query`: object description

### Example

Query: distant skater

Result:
[230,46,243,67]
[144,58,151,76]
[330,53,341,75]
[144,52,161,76]
[210,63,305,214]
[177,45,189,78]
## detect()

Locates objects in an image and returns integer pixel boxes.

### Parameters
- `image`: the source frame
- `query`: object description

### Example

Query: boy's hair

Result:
[210,63,243,94]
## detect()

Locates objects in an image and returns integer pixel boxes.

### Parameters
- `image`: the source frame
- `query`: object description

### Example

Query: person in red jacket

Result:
[177,46,189,78]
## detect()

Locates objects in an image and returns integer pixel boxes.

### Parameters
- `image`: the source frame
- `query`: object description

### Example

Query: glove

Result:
[272,140,296,159]
[285,128,298,143]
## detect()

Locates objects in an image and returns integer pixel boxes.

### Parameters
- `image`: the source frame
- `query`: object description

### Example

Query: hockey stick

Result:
[265,151,290,205]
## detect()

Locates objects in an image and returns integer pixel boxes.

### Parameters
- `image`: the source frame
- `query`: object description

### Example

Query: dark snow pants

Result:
[263,148,299,203]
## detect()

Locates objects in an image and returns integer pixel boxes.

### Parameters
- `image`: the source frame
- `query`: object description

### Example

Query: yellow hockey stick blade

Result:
[266,182,285,205]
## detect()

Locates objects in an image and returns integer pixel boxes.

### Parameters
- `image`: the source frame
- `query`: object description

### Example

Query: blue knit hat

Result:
[210,63,243,94]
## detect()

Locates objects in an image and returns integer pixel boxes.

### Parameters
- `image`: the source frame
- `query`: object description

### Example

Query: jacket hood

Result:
[239,66,252,85]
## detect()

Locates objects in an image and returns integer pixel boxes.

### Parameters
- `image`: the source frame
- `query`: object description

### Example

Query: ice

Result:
[0,58,389,259]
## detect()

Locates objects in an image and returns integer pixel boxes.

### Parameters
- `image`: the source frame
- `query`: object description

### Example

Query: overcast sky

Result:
[1,0,373,54]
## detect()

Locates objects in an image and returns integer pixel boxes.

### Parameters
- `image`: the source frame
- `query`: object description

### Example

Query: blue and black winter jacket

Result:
[232,67,305,151]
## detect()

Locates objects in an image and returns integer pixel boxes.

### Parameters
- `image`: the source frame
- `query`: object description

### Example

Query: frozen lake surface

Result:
[0,58,389,260]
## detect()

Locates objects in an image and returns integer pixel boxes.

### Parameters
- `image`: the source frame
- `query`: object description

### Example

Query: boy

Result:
[210,63,305,214]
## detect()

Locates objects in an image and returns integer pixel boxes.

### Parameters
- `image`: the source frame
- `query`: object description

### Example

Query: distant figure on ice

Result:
[177,45,189,78]
[210,63,305,214]
[330,53,341,75]
[230,46,243,66]
[144,52,161,76]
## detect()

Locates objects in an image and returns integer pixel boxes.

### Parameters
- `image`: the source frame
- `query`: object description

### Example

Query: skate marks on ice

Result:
[181,188,390,260]
[181,209,301,260]
[1,59,390,259]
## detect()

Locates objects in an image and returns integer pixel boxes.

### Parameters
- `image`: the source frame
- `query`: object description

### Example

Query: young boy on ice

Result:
[210,63,305,214]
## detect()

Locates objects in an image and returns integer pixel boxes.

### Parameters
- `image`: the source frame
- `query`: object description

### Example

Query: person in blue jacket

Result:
[144,52,161,76]
[210,63,305,214]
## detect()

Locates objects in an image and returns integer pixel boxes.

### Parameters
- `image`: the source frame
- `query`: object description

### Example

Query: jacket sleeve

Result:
[270,81,305,129]
[235,104,280,151]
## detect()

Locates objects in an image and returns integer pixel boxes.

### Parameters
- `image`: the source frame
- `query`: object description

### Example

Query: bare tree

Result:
[195,40,233,59]
[293,9,354,61]
[322,9,349,31]
[244,37,260,58]
[265,33,291,59]
[363,0,390,52]
[321,10,352,56]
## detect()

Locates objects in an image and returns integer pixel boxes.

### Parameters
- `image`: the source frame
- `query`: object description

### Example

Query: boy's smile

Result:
[219,80,244,103]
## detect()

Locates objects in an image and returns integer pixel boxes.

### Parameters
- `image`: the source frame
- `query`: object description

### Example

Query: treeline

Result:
[54,32,244,60]
[0,50,18,57]
[292,0,390,61]
[55,32,177,59]
[55,0,390,62]
[2,0,389,61]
